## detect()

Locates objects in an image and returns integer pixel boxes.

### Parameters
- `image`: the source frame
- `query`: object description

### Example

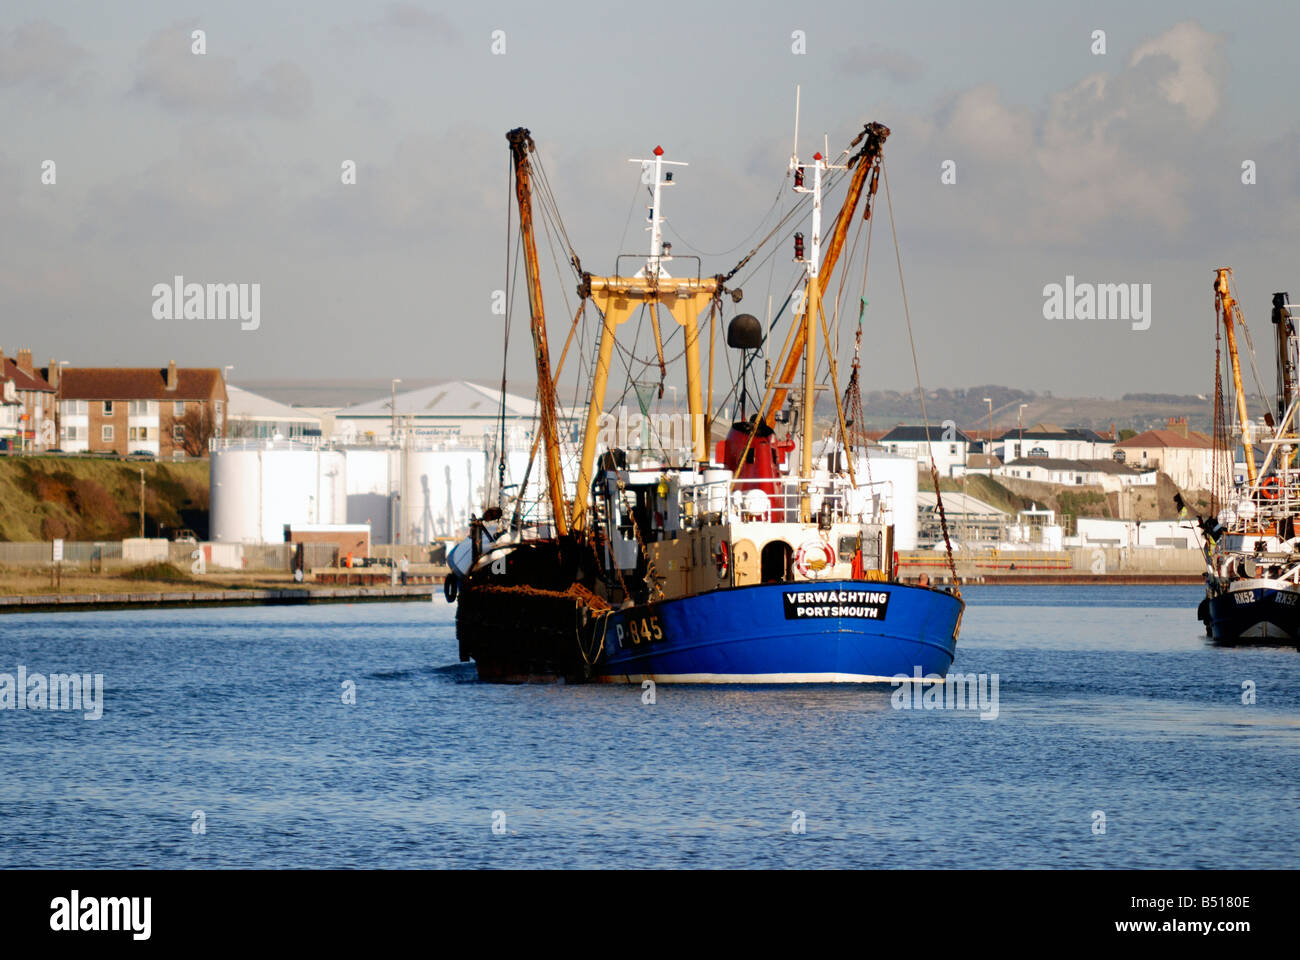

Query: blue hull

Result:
[593,580,963,683]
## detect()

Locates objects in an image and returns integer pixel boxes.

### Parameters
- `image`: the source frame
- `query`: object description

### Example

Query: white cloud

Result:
[131,22,312,118]
[0,19,91,95]
[1129,20,1224,129]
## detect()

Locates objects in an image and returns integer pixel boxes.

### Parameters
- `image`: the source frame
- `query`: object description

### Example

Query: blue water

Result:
[0,586,1296,868]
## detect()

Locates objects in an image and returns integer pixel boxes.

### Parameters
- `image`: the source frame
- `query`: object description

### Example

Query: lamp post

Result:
[983,398,993,477]
[1018,402,1028,462]
[391,378,402,440]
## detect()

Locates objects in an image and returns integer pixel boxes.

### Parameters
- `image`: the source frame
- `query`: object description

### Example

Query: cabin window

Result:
[837,536,858,562]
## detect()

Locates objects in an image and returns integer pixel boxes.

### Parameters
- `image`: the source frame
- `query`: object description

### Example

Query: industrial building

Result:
[1074,517,1202,550]
[331,379,579,446]
[225,385,322,439]
[917,491,1008,547]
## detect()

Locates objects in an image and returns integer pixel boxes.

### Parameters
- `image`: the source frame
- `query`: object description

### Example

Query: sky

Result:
[2,0,1300,402]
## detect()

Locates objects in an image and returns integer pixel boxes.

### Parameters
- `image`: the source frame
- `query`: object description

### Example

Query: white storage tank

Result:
[211,440,347,543]
[856,449,919,551]
[402,448,489,544]
[344,447,399,543]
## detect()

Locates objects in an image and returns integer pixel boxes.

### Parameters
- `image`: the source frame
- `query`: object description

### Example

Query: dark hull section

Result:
[456,585,602,682]
[1204,585,1300,646]
[454,537,604,682]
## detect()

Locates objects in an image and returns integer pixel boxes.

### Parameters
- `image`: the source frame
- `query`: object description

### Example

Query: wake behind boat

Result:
[450,110,964,682]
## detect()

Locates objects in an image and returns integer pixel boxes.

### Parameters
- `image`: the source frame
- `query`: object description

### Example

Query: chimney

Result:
[16,349,33,376]
[166,360,178,391]
[47,358,59,390]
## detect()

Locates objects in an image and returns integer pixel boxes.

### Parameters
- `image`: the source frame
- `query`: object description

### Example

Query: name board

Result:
[783,588,890,620]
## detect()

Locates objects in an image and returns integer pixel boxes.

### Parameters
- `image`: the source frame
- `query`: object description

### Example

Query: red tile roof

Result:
[1115,428,1213,449]
[0,358,54,392]
[58,368,227,402]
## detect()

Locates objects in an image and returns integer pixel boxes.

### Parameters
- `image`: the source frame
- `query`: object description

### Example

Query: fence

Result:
[900,547,1206,576]
[0,540,338,572]
[0,541,123,568]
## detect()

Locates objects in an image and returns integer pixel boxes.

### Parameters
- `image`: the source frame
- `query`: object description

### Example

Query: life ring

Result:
[1261,476,1283,500]
[794,539,836,579]
[714,540,730,577]
[443,574,459,602]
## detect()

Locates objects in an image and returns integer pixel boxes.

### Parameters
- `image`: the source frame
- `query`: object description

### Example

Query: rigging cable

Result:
[883,161,960,595]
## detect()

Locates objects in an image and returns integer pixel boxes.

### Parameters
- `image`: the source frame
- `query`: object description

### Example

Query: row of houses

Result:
[876,418,1216,492]
[2,343,556,459]
[0,348,228,457]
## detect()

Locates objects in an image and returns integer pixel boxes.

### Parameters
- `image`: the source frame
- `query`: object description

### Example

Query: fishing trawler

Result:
[1190,269,1300,643]
[450,115,964,682]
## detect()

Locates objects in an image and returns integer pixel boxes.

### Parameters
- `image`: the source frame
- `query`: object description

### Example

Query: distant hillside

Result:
[240,377,1215,435]
[834,385,1212,434]
[0,458,208,542]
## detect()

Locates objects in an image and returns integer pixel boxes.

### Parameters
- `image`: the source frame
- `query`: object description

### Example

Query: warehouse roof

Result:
[227,385,321,424]
[336,380,560,420]
[916,491,1007,516]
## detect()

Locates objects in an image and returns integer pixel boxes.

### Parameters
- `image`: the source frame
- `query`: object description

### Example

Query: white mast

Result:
[789,107,848,507]
[628,146,688,278]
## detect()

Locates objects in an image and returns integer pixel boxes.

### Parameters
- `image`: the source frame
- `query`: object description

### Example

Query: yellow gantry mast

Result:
[571,145,715,532]
[507,128,569,535]
[1215,268,1256,486]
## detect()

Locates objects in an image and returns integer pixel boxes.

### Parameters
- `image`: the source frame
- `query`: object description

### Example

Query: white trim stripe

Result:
[595,672,907,684]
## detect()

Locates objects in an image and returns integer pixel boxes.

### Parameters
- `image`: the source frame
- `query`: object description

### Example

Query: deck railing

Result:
[680,476,894,527]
